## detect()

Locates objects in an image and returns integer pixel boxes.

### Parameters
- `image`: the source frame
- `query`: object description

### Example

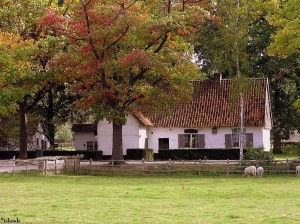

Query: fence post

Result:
[286,159,289,175]
[12,156,15,176]
[142,158,145,175]
[77,155,80,174]
[198,159,202,175]
[111,160,115,175]
[226,159,229,176]
[55,158,57,175]
[89,158,92,175]
[45,159,48,175]
[64,158,67,174]
[26,163,28,176]
[73,158,76,174]
[168,159,171,175]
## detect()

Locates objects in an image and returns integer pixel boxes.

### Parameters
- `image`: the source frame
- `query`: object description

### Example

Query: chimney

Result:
[213,71,222,82]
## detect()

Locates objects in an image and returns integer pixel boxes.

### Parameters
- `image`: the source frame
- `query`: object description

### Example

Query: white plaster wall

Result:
[32,123,51,150]
[262,128,271,151]
[97,115,141,155]
[148,126,268,153]
[139,127,148,149]
[73,132,96,150]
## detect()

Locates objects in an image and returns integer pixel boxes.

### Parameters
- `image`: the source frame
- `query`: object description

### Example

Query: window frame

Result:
[179,130,205,149]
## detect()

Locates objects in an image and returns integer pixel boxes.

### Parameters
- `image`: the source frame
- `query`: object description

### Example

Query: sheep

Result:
[243,166,256,177]
[256,167,264,178]
[296,166,300,177]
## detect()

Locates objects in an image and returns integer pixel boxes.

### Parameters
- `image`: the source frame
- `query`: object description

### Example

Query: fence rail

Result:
[1,157,299,176]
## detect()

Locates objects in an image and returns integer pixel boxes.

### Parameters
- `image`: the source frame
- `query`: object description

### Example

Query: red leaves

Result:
[36,8,66,35]
[209,15,221,25]
[120,50,149,68]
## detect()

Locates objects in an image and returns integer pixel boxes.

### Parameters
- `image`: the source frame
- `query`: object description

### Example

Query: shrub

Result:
[281,142,300,154]
[144,148,154,161]
[244,147,274,160]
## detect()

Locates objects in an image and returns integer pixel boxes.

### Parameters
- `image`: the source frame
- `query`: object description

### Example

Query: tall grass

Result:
[0,173,299,224]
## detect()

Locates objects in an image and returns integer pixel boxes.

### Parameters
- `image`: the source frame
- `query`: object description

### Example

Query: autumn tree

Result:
[0,0,66,158]
[43,0,207,161]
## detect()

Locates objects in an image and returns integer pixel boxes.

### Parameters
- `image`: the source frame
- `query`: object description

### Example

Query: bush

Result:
[281,142,300,154]
[244,147,273,160]
[144,148,154,161]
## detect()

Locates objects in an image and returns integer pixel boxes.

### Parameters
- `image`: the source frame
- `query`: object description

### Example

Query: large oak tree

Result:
[43,0,207,161]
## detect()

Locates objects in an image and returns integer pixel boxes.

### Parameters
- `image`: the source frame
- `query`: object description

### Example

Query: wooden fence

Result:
[81,158,300,176]
[0,155,83,176]
[1,157,299,176]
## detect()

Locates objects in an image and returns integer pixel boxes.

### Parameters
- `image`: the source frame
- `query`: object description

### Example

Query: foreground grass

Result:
[0,173,299,224]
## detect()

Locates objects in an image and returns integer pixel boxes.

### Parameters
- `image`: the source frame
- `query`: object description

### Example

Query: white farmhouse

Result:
[32,122,52,150]
[72,123,98,151]
[72,77,272,157]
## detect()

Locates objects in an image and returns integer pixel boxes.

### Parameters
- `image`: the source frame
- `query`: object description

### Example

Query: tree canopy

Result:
[41,0,207,160]
[0,0,65,158]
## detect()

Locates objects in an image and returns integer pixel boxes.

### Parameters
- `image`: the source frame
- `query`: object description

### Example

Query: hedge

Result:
[127,148,241,160]
[158,149,241,160]
[0,150,103,160]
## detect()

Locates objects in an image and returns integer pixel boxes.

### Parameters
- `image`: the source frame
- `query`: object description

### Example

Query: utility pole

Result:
[234,0,244,160]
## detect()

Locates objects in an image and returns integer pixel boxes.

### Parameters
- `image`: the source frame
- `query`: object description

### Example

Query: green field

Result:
[273,154,300,160]
[0,173,299,224]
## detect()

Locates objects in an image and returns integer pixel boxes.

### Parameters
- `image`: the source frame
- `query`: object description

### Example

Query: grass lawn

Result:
[0,173,299,224]
[273,154,300,160]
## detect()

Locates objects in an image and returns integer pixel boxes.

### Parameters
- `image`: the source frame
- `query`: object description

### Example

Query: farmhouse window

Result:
[178,131,205,148]
[225,133,253,148]
[87,141,98,150]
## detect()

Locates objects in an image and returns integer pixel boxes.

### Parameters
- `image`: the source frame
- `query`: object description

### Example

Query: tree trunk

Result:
[111,122,124,163]
[19,103,28,159]
[46,90,55,146]
[273,130,283,154]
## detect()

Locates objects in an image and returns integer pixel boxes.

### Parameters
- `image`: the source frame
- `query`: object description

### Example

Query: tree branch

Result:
[26,84,55,112]
[105,21,130,51]
[153,34,168,53]
[81,0,100,60]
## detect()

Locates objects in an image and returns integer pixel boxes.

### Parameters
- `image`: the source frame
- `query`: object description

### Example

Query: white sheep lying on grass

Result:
[256,167,264,177]
[296,166,300,177]
[243,166,256,177]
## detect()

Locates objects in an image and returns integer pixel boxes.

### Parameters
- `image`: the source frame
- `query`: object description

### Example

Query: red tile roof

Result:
[148,78,269,128]
[133,111,153,126]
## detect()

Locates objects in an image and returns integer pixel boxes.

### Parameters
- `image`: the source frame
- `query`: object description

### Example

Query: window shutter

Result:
[178,134,185,148]
[245,133,253,147]
[225,134,232,148]
[197,134,205,148]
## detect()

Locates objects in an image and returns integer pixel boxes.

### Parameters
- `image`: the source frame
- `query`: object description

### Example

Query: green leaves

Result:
[266,0,300,59]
